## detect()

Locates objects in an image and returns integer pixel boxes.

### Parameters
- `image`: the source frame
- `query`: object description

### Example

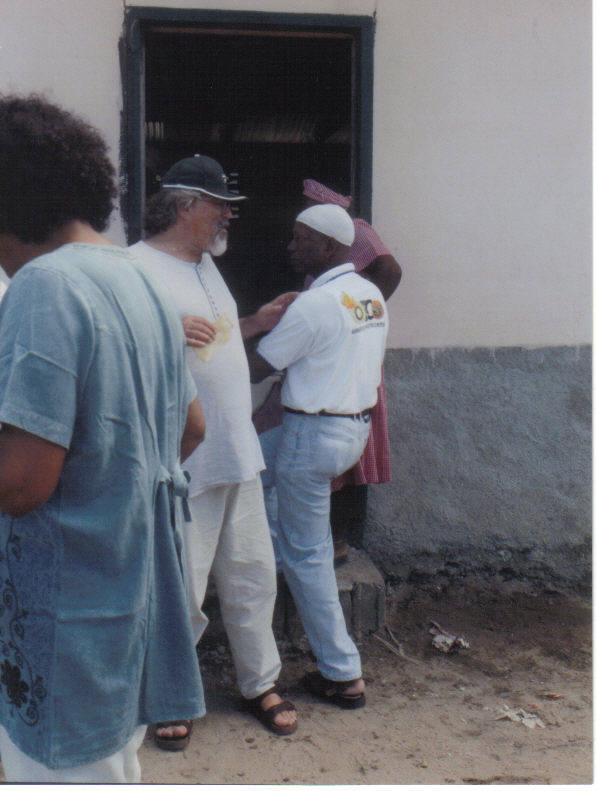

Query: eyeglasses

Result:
[197,195,231,212]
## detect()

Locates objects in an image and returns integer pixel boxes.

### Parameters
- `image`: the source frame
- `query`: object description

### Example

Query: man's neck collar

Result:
[309,262,355,289]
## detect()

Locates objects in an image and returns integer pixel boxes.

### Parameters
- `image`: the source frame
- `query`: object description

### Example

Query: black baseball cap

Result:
[161,154,246,201]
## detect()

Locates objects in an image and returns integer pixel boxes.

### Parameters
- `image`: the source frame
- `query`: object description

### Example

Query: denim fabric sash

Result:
[157,465,191,579]
[159,465,192,524]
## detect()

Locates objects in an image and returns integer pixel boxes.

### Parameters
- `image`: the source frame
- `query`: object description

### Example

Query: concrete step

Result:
[201,547,386,649]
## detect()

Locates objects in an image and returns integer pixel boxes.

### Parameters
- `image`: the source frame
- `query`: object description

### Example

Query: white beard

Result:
[209,231,228,257]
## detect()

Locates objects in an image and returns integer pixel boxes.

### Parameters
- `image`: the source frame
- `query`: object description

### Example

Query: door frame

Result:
[122,6,374,243]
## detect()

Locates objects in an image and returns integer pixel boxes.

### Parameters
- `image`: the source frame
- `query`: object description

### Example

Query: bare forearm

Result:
[240,292,299,340]
[0,426,65,516]
[239,314,262,340]
[0,473,42,517]
[181,398,205,462]
[365,255,402,300]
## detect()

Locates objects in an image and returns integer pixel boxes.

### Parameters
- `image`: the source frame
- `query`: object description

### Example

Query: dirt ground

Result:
[138,575,592,785]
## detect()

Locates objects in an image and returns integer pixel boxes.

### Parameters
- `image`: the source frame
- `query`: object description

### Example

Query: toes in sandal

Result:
[246,687,298,736]
[304,670,366,709]
[154,719,193,751]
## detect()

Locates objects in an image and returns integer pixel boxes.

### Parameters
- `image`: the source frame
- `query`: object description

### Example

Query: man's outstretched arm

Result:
[240,292,299,340]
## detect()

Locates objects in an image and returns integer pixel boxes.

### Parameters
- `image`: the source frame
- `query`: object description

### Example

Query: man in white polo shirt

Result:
[248,204,389,709]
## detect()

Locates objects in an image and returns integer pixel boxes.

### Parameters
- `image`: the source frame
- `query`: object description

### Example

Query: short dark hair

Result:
[143,189,198,237]
[0,95,117,243]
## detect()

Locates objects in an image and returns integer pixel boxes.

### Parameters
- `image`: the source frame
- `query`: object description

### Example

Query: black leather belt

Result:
[284,406,371,420]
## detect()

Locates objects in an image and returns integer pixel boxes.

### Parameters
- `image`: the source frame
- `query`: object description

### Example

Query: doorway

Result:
[124,9,374,314]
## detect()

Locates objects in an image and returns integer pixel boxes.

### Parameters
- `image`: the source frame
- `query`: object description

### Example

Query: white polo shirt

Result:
[130,241,264,496]
[257,263,388,414]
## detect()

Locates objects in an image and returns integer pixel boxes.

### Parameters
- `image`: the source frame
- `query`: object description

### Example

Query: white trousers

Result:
[184,478,281,698]
[0,724,147,783]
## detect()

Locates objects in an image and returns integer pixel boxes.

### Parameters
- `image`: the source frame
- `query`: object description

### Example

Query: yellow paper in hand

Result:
[193,313,233,362]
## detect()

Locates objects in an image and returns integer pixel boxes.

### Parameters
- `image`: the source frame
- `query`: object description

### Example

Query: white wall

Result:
[0,0,126,243]
[374,0,591,348]
[2,0,591,348]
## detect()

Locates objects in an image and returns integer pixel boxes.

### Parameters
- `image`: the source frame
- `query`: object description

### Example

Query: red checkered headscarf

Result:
[351,218,391,272]
[302,179,352,210]
[302,180,391,272]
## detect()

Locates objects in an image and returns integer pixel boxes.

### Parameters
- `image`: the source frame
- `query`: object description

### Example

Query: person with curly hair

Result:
[0,95,206,781]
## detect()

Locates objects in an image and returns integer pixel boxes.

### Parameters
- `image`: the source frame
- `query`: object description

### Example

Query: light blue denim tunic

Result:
[0,244,205,769]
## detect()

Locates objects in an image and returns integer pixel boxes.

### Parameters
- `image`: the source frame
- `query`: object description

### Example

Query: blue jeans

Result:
[260,411,370,680]
[259,426,282,568]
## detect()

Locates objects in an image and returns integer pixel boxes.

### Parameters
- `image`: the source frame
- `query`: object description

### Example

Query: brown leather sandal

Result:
[154,719,193,751]
[245,687,298,736]
[304,670,366,709]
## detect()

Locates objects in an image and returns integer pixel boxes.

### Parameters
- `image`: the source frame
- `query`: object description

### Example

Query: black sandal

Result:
[245,687,298,736]
[304,670,366,709]
[154,719,193,751]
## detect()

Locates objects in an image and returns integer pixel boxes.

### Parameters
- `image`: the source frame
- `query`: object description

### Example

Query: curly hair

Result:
[143,188,198,236]
[0,95,117,243]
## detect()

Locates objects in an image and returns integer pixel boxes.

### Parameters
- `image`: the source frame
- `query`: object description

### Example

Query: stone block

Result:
[203,550,387,649]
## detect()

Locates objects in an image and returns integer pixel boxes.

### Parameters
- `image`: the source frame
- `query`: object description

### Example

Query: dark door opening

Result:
[125,11,373,315]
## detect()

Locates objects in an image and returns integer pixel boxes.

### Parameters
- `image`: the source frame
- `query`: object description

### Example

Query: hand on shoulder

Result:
[254,292,300,333]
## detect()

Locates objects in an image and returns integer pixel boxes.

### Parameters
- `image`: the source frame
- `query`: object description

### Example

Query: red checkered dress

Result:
[331,219,392,489]
[253,216,392,489]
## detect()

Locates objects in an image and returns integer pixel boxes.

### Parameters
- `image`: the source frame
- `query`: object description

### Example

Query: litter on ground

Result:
[429,620,470,653]
[495,704,546,729]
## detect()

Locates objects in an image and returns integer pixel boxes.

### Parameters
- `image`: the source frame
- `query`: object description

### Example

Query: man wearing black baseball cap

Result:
[130,155,298,749]
[145,155,246,260]
[160,154,243,197]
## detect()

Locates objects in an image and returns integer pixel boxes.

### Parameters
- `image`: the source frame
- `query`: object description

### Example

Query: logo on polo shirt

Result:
[341,292,385,324]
